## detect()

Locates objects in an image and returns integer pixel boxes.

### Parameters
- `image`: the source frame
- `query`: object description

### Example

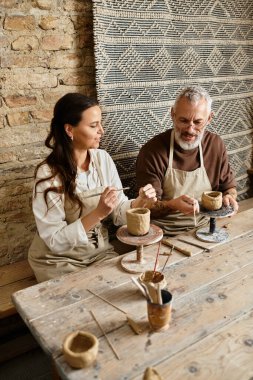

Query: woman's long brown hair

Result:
[34,93,98,214]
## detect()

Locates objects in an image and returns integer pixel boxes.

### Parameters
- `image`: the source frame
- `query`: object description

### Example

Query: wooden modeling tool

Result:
[161,246,174,272]
[87,289,143,335]
[177,238,211,252]
[85,187,130,199]
[90,310,120,360]
[162,239,192,257]
[193,194,197,227]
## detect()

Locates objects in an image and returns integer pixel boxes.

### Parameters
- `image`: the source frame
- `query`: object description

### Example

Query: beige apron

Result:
[28,155,117,282]
[153,129,212,235]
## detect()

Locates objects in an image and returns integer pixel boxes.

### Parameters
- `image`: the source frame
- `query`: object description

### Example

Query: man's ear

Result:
[207,111,214,124]
[171,106,175,120]
[64,123,73,139]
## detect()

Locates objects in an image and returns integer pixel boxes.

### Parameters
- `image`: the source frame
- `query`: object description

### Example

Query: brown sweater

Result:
[136,129,236,199]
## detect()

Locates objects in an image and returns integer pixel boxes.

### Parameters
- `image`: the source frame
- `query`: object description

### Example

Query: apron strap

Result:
[168,129,174,168]
[90,151,105,187]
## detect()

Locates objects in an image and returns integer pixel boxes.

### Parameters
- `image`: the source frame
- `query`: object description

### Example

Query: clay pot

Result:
[126,208,150,236]
[201,191,222,211]
[63,331,98,368]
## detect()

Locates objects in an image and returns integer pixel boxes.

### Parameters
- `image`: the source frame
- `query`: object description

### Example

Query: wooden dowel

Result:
[90,310,120,360]
[84,187,130,199]
[161,246,173,272]
[87,289,127,315]
[153,241,161,273]
[193,194,197,227]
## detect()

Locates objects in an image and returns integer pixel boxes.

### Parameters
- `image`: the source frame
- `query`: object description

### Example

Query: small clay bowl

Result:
[201,191,222,211]
[63,331,98,369]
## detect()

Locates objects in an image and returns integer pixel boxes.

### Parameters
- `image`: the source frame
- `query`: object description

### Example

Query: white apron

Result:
[28,155,117,282]
[153,129,212,235]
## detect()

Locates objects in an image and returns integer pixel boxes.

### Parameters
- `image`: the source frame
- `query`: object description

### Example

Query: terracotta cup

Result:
[147,290,173,332]
[62,331,99,369]
[126,208,150,236]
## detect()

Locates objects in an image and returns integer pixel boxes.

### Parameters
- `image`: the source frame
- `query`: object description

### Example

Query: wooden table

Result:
[12,201,253,380]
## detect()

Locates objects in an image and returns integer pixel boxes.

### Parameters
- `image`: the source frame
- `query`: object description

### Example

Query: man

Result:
[136,85,238,235]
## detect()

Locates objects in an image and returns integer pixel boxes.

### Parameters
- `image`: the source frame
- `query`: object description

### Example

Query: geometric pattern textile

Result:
[92,0,253,199]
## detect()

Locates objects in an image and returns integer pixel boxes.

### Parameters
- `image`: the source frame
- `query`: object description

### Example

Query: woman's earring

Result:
[70,135,73,141]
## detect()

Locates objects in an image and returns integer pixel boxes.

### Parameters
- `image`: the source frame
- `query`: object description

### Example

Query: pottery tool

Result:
[157,283,163,305]
[90,310,120,360]
[84,187,130,199]
[131,276,149,299]
[162,239,192,257]
[153,241,161,274]
[177,238,211,252]
[161,246,174,273]
[87,289,127,315]
[88,288,143,335]
[193,194,197,226]
[126,316,143,335]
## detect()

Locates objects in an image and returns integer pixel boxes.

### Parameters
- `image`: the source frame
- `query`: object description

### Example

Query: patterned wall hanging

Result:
[92,0,253,199]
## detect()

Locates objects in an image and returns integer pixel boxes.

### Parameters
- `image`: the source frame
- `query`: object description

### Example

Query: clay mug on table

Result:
[62,330,98,369]
[126,208,150,236]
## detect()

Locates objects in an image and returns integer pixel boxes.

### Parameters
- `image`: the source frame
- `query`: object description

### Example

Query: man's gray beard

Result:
[174,128,205,150]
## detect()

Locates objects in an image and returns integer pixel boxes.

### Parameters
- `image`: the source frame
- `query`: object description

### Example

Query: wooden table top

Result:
[12,201,253,380]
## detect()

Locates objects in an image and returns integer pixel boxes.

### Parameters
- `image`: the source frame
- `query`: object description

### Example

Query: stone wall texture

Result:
[0,0,96,265]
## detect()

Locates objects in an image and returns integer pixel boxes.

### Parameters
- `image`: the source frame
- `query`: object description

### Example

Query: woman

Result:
[28,93,156,282]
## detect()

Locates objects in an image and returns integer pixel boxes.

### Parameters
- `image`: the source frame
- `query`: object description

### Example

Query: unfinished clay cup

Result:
[126,208,150,236]
[147,289,173,332]
[63,331,98,369]
[201,191,222,211]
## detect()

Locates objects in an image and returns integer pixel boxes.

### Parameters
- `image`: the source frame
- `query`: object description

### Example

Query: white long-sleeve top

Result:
[32,149,132,253]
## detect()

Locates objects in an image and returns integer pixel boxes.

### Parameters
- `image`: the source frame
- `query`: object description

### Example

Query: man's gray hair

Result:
[174,85,212,112]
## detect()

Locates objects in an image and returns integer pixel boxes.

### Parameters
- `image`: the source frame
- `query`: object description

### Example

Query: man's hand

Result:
[222,188,238,215]
[148,194,199,218]
[223,193,238,215]
[169,195,199,215]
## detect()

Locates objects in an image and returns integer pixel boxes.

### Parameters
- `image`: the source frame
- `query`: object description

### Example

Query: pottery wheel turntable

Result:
[116,224,163,273]
[196,204,234,243]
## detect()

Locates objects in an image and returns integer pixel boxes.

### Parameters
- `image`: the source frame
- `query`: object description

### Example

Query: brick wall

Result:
[0,0,96,265]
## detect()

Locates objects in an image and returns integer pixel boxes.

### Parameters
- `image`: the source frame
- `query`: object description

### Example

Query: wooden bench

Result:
[0,259,38,362]
[0,259,37,319]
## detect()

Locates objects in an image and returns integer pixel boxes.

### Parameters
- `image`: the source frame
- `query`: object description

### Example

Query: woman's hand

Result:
[96,186,119,220]
[131,184,157,208]
[81,187,118,232]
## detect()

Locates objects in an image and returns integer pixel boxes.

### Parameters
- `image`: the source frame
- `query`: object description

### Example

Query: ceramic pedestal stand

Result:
[116,224,163,274]
[196,204,234,243]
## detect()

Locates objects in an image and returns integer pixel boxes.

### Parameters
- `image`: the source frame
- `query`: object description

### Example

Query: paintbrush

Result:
[84,186,130,199]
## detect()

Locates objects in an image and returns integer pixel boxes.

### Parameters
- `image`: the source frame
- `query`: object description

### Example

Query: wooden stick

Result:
[161,246,173,272]
[87,289,127,315]
[90,310,120,360]
[193,193,197,227]
[84,187,130,199]
[162,239,192,257]
[153,241,161,273]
